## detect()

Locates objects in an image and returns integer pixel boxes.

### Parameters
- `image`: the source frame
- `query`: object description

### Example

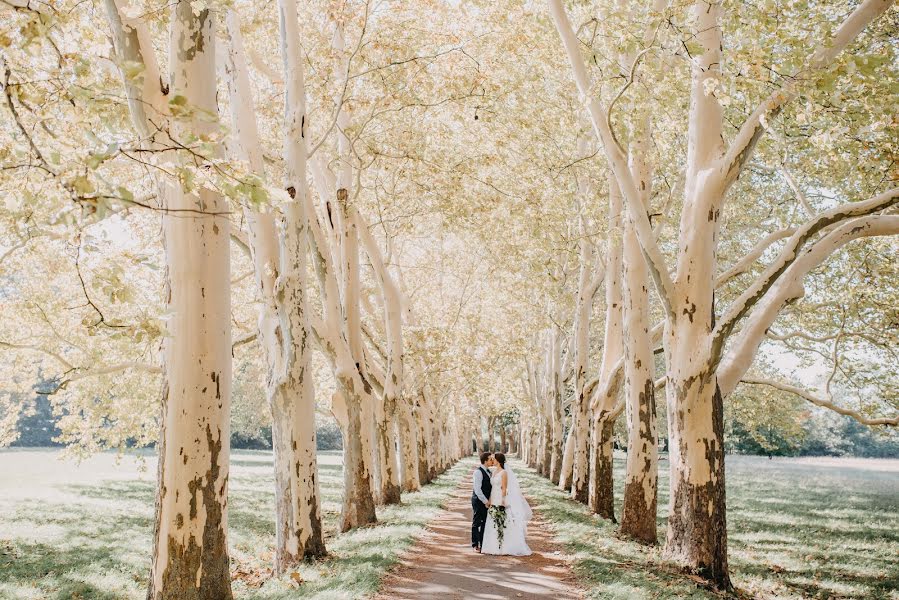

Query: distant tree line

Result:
[10,393,343,451]
[11,391,894,457]
[726,409,899,458]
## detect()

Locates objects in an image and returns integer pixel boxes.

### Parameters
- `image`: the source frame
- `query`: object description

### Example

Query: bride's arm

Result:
[501,471,509,506]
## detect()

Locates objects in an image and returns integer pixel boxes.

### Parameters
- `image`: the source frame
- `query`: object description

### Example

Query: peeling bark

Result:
[620,132,658,545]
[548,328,564,484]
[664,377,729,588]
[146,4,232,598]
[588,416,616,520]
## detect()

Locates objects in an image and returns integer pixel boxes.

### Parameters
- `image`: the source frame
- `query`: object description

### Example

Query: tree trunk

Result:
[489,416,498,452]
[223,5,327,568]
[548,330,564,484]
[416,391,433,484]
[540,413,552,477]
[570,234,593,502]
[428,401,440,479]
[588,416,616,520]
[663,371,729,587]
[275,0,327,562]
[558,427,576,492]
[660,0,730,584]
[477,415,486,453]
[619,132,658,545]
[337,381,378,531]
[375,397,402,504]
[147,4,232,598]
[587,177,625,520]
[397,397,420,492]
[355,209,406,504]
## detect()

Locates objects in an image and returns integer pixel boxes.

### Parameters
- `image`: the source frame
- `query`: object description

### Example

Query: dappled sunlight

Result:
[0,449,468,599]
[521,455,899,599]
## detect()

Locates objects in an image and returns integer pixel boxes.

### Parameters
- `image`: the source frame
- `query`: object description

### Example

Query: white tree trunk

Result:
[558,427,576,492]
[396,395,421,492]
[415,389,433,484]
[305,185,377,531]
[147,3,232,597]
[570,194,595,502]
[588,178,624,520]
[223,7,325,570]
[547,328,564,484]
[355,212,405,503]
[619,132,658,544]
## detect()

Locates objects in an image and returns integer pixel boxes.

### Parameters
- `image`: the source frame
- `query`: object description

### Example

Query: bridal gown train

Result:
[481,468,532,556]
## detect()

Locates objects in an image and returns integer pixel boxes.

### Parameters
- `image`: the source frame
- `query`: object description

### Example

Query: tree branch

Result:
[713,188,899,359]
[740,376,898,427]
[717,213,899,394]
[547,0,676,319]
[716,226,797,287]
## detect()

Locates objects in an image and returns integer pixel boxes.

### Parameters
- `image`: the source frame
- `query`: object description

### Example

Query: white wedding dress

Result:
[481,467,532,556]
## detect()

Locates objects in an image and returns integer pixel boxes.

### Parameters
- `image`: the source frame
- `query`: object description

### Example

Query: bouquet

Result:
[489,505,507,548]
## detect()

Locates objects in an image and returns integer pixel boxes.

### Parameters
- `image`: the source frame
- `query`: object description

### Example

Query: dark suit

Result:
[471,465,493,548]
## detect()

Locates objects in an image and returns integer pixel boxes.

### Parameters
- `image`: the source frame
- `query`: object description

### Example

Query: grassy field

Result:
[518,454,899,600]
[1,451,897,599]
[0,449,467,600]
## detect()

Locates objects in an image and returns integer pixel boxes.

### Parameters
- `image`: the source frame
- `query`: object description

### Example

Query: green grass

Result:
[516,454,899,599]
[3,451,896,599]
[0,449,468,600]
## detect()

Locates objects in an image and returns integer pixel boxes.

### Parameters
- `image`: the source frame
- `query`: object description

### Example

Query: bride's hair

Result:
[494,452,506,468]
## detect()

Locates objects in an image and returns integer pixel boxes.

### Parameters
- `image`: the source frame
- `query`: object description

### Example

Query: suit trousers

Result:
[471,496,488,548]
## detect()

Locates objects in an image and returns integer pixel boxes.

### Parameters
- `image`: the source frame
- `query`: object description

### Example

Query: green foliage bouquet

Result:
[489,505,507,548]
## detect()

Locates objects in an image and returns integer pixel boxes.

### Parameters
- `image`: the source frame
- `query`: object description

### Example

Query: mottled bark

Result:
[540,415,552,477]
[415,391,433,485]
[558,428,576,493]
[375,398,402,504]
[146,4,232,598]
[338,378,378,531]
[548,330,564,484]
[619,132,658,545]
[396,396,420,492]
[588,416,616,521]
[664,378,729,587]
[619,378,657,543]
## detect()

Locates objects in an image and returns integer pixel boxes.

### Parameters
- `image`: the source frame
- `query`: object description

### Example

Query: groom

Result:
[471,452,493,552]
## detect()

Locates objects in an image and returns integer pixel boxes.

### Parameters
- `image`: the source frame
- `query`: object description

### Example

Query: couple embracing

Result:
[470,452,532,556]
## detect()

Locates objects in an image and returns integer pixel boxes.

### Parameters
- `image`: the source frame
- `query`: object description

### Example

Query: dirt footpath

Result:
[375,479,585,600]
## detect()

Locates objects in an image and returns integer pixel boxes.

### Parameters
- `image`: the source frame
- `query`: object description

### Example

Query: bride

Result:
[481,453,532,556]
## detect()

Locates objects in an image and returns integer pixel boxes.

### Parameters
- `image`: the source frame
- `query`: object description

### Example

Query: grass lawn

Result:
[517,454,899,599]
[0,448,468,600]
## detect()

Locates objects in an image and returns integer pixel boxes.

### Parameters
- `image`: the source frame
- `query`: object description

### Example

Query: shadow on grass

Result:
[0,452,470,600]
[241,459,471,600]
[519,455,899,600]
[0,488,152,599]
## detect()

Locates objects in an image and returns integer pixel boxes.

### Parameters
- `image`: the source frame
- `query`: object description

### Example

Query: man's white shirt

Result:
[472,466,489,504]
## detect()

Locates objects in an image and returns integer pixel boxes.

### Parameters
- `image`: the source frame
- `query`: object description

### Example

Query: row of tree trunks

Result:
[104,0,464,593]
[475,416,520,454]
[548,0,893,588]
